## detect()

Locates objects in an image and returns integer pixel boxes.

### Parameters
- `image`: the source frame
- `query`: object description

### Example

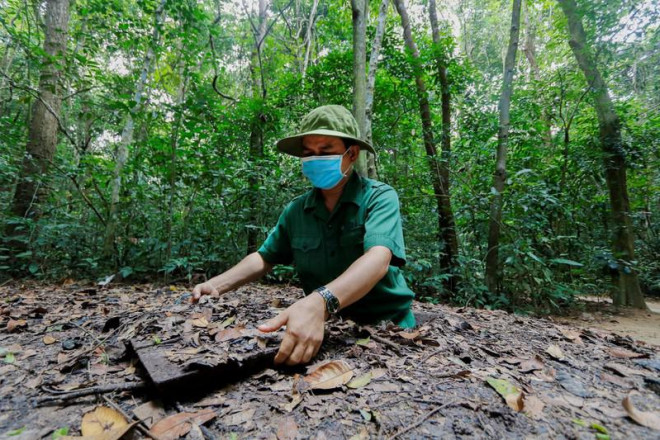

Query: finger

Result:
[274,334,295,365]
[210,287,219,297]
[285,343,307,366]
[258,311,288,333]
[301,344,315,364]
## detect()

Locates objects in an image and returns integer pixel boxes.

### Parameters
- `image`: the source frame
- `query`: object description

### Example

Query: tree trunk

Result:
[351,0,369,177]
[103,0,166,259]
[364,0,389,179]
[393,0,458,293]
[246,0,269,255]
[428,0,459,291]
[301,0,320,82]
[557,0,646,309]
[7,0,70,250]
[485,0,522,295]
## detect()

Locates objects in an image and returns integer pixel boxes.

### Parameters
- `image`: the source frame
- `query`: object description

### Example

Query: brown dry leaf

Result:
[523,395,545,419]
[622,394,660,430]
[215,325,245,342]
[398,330,420,340]
[43,335,57,345]
[190,317,208,328]
[56,406,137,440]
[507,392,524,412]
[545,344,565,361]
[519,356,544,373]
[224,408,255,426]
[371,368,387,379]
[604,362,646,377]
[607,347,645,359]
[133,400,166,428]
[149,408,216,440]
[558,327,583,344]
[7,319,27,333]
[276,416,299,440]
[303,360,354,390]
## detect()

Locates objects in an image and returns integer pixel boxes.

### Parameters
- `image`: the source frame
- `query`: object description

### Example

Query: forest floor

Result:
[1,281,659,440]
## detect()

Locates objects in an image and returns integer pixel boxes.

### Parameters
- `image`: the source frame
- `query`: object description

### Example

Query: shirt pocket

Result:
[291,235,322,275]
[339,225,365,260]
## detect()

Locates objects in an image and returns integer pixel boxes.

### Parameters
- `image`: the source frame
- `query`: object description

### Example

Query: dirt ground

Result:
[1,282,659,440]
[554,296,660,348]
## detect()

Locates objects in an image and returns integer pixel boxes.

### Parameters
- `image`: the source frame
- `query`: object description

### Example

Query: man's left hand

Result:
[258,293,326,365]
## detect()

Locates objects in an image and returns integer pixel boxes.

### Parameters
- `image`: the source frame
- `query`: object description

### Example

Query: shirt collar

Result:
[303,171,365,212]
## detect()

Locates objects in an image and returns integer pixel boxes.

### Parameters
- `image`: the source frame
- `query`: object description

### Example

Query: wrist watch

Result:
[315,286,341,315]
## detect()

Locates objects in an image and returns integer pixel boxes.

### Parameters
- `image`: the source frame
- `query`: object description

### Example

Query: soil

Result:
[554,296,660,348]
[1,281,659,440]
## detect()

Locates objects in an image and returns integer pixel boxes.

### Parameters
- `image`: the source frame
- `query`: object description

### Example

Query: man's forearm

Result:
[208,252,273,295]
[325,246,392,310]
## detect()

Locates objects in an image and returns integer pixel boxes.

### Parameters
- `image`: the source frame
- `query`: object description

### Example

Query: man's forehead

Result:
[302,135,344,148]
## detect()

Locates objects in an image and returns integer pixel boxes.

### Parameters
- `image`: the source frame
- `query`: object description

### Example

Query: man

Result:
[192,105,415,366]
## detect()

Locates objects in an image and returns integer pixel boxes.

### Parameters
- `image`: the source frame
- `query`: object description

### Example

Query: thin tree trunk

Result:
[351,0,368,176]
[8,0,70,250]
[301,0,319,82]
[428,0,459,290]
[364,0,389,179]
[485,0,522,295]
[102,0,166,259]
[393,0,458,293]
[246,0,269,255]
[557,0,646,309]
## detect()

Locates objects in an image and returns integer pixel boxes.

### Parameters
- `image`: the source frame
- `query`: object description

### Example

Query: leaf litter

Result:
[0,281,659,438]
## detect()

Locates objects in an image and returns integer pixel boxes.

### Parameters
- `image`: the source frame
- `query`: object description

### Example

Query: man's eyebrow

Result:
[303,143,336,150]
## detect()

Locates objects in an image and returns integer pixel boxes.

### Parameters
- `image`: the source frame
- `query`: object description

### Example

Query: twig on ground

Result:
[36,381,147,404]
[386,401,456,440]
[369,334,402,355]
[102,395,163,440]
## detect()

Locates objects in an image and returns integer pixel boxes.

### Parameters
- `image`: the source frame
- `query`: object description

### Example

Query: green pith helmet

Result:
[276,105,375,157]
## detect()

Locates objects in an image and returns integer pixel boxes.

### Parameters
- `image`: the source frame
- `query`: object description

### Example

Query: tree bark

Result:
[428,0,459,289]
[103,0,166,259]
[8,0,70,249]
[364,0,389,179]
[557,0,646,309]
[351,0,369,177]
[246,0,269,255]
[394,0,458,292]
[485,0,522,294]
[301,0,319,82]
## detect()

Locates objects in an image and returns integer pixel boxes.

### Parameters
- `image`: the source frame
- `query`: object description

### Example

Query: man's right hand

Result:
[191,282,219,303]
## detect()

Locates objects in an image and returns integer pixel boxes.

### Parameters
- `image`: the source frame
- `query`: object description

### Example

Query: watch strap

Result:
[315,286,340,315]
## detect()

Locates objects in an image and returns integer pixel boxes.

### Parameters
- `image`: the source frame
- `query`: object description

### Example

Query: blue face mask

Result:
[301,148,351,190]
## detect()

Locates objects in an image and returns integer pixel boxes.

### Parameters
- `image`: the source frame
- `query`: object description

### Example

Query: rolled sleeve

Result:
[363,188,407,267]
[257,205,293,265]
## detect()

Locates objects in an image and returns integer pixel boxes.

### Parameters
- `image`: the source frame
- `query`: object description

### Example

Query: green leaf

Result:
[4,353,16,364]
[6,427,25,436]
[549,258,583,267]
[153,335,162,345]
[355,337,371,346]
[486,377,520,397]
[52,427,69,439]
[590,423,608,434]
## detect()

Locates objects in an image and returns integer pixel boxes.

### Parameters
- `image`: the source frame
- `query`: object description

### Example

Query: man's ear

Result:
[348,145,360,162]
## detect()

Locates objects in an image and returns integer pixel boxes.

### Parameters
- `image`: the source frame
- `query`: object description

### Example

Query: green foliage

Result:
[0,0,658,315]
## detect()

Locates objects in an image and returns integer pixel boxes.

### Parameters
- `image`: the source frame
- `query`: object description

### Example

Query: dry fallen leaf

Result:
[486,377,523,411]
[81,406,128,437]
[523,395,545,419]
[545,344,565,361]
[190,317,208,328]
[303,360,354,390]
[347,371,372,389]
[60,406,135,440]
[7,319,27,333]
[43,335,57,345]
[133,400,166,428]
[607,347,645,359]
[215,325,245,342]
[519,356,544,373]
[398,330,420,340]
[276,416,298,440]
[622,394,660,430]
[149,408,216,440]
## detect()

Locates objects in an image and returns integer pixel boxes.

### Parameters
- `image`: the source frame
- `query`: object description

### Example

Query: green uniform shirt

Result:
[258,172,415,328]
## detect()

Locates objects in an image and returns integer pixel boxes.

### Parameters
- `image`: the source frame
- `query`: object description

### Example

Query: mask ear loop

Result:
[341,146,355,177]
